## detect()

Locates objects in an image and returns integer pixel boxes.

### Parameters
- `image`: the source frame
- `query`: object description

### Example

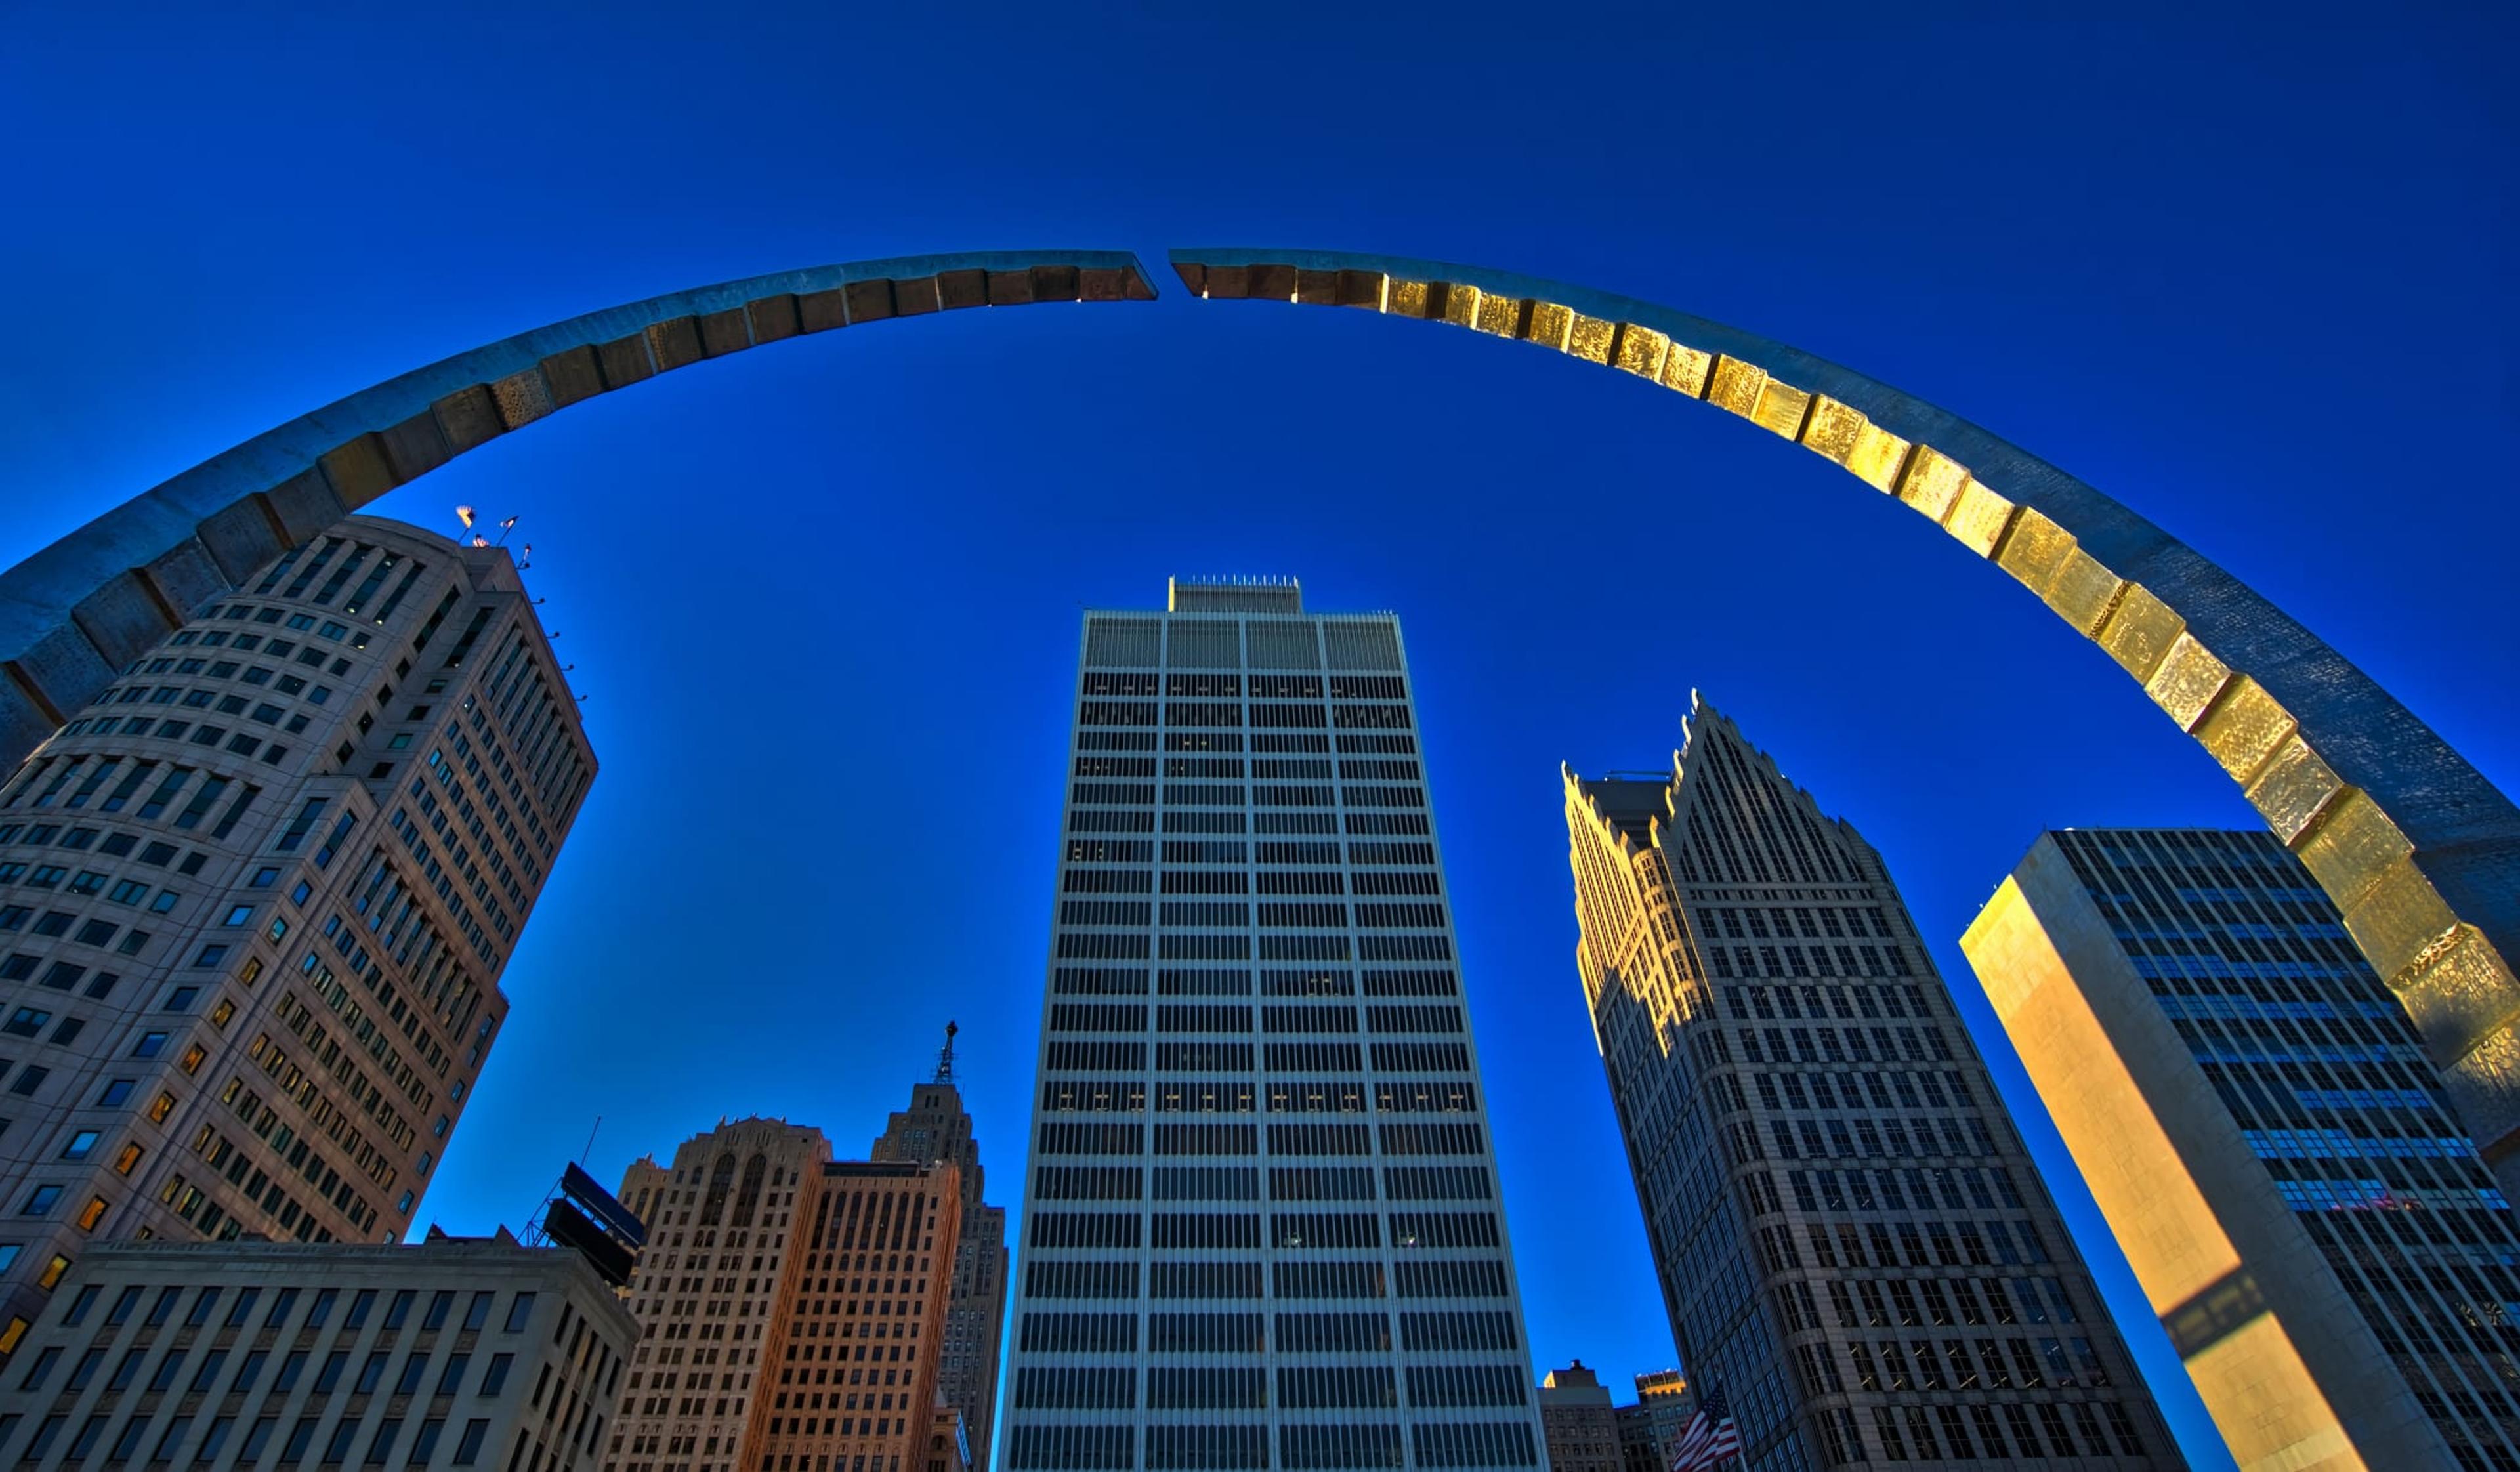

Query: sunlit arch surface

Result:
[0,249,1157,759]
[1171,246,2520,1190]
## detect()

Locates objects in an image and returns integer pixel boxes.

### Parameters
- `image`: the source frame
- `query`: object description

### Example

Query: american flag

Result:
[1666,1383,1742,1472]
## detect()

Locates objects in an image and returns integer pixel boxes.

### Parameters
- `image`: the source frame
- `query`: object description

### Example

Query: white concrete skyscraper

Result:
[1001,578,1542,1472]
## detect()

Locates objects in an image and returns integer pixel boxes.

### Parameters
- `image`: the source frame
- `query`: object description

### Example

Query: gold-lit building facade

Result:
[1964,828,2520,1471]
[1563,699,2176,1470]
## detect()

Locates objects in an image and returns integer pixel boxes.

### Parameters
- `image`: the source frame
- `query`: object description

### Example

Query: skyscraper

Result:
[1964,827,2520,1470]
[606,1118,965,1472]
[1561,698,2175,1470]
[0,516,591,1352]
[872,1026,1007,1472]
[1002,578,1543,1472]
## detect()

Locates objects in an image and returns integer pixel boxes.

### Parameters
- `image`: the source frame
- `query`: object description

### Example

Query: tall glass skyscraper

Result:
[1562,698,2176,1471]
[1965,827,2520,1471]
[1002,579,1542,1472]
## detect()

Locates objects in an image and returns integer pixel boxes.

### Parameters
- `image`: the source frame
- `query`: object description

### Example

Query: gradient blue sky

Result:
[5,4,2515,1465]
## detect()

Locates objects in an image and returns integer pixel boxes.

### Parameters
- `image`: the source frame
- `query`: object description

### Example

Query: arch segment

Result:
[0,249,1156,762]
[1171,246,2520,1188]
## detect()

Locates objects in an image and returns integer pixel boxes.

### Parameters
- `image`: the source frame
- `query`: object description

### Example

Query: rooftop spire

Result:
[933,1020,957,1084]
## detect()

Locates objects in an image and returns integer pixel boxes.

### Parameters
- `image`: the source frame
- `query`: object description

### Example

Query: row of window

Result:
[1030,1040,1474,1087]
[1078,675,1408,700]
[1062,841,1435,866]
[1050,966,1456,997]
[1003,1418,1536,1470]
[1065,872,1440,898]
[1036,1080,1477,1114]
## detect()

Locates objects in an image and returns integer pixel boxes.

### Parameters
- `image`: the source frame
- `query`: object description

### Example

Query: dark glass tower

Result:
[1965,827,2520,1470]
[1562,698,2178,1471]
[1003,578,1542,1472]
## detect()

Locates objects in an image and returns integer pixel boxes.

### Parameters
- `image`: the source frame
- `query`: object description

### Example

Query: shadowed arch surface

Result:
[1170,246,2520,1190]
[0,249,1156,760]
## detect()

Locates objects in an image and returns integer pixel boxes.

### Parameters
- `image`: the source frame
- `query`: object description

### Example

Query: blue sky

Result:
[4,3,2515,1465]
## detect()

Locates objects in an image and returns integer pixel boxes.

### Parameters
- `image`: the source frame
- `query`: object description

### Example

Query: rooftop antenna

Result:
[933,1020,959,1084]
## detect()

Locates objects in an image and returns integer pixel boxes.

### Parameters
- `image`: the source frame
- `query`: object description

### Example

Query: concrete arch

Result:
[1170,247,2520,1188]
[0,249,1157,761]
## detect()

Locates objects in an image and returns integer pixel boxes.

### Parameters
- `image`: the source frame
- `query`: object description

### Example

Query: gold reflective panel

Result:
[1567,312,1617,364]
[2195,677,2300,781]
[1750,380,1810,438]
[1612,324,1670,380]
[1943,477,2019,557]
[1525,300,1575,352]
[2243,735,2347,843]
[1895,445,1971,522]
[1706,356,1768,418]
[2096,583,2185,681]
[2145,634,2235,731]
[1660,343,1712,396]
[2044,549,2128,637]
[2292,788,2416,910]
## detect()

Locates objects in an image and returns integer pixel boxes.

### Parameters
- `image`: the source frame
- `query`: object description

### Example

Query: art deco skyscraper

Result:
[608,1119,966,1472]
[1562,698,2176,1470]
[1964,828,2520,1471]
[872,1026,1008,1472]
[1002,578,1543,1472]
[0,515,591,1353]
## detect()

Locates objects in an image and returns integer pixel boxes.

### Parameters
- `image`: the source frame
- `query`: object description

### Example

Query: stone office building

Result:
[0,1233,633,1472]
[1562,698,2177,1469]
[605,1118,965,1472]
[0,517,590,1351]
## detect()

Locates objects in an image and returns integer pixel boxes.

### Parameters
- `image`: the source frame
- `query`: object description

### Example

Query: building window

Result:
[132,1032,169,1058]
[58,1131,98,1161]
[20,1187,60,1216]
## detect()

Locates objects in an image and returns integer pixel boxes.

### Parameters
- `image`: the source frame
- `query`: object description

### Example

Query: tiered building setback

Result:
[606,1120,963,1472]
[0,516,590,1351]
[870,1030,1006,1472]
[1964,828,2520,1471]
[1002,578,1544,1472]
[1561,697,2177,1471]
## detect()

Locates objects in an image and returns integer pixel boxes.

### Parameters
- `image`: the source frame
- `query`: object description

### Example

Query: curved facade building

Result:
[0,516,591,1348]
